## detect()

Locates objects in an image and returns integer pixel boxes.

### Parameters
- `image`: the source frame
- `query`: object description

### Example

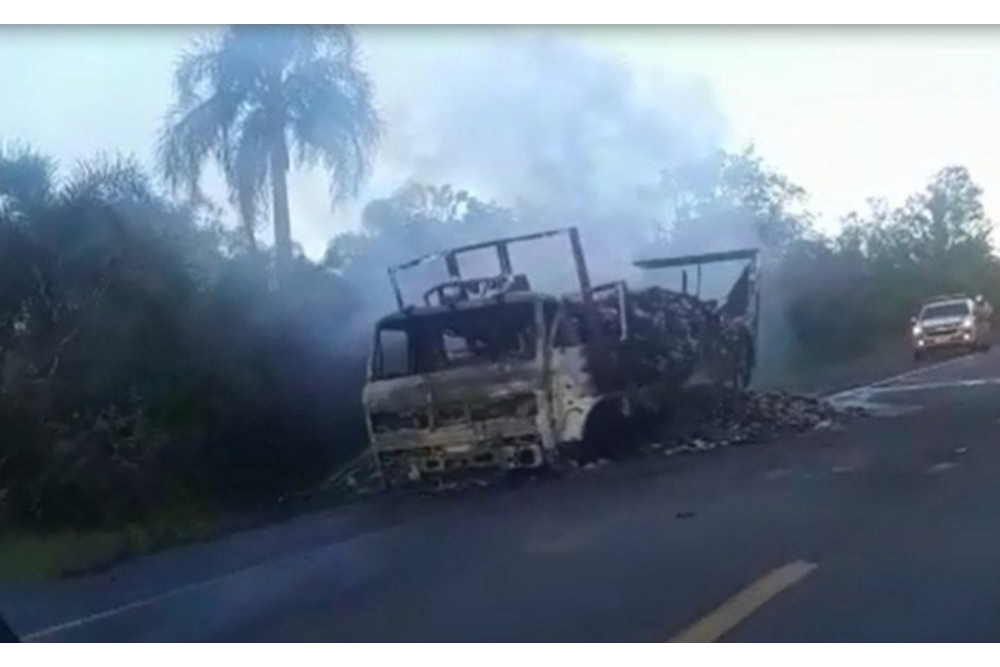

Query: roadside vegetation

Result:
[2,25,997,579]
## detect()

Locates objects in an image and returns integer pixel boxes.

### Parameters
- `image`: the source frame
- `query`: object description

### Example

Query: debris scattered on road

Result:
[582,458,611,471]
[644,386,867,455]
[827,390,922,418]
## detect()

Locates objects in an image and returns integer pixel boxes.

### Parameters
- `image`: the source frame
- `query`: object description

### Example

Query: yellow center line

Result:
[668,560,818,643]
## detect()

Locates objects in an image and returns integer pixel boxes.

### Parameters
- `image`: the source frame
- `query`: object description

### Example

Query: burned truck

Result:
[362,227,760,488]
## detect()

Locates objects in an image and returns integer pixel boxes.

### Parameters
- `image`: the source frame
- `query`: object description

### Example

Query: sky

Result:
[3,26,1000,257]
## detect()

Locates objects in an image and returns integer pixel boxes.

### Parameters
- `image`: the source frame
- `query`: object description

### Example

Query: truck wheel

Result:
[545,444,582,475]
[582,399,634,461]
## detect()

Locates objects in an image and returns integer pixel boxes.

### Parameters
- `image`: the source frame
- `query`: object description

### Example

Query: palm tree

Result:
[0,141,57,218]
[158,25,382,275]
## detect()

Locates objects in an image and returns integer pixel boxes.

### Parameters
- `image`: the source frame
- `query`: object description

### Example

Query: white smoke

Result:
[346,28,729,295]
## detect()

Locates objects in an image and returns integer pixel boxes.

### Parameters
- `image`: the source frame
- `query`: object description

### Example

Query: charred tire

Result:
[582,399,634,462]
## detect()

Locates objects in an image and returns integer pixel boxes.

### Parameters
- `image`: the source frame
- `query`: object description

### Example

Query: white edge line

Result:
[863,376,1000,395]
[21,523,407,641]
[825,353,970,401]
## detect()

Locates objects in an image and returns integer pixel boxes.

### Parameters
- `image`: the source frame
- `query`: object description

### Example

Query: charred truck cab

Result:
[362,228,760,488]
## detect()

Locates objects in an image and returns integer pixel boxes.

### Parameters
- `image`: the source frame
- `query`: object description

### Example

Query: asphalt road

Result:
[6,347,1000,642]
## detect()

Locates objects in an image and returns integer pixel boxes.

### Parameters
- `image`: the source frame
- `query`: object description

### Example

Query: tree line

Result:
[1,26,996,531]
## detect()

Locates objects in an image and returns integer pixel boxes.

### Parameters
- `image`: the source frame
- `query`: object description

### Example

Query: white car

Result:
[911,296,993,361]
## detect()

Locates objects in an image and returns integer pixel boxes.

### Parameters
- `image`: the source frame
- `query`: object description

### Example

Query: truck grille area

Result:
[370,410,429,433]
[467,393,537,422]
[433,395,538,426]
[375,393,539,430]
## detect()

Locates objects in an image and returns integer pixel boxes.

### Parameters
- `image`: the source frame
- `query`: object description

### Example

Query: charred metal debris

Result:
[640,386,868,457]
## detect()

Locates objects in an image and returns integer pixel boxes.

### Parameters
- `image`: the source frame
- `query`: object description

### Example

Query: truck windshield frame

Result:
[371,301,542,380]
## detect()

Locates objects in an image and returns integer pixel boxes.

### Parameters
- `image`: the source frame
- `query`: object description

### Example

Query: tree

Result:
[896,166,992,268]
[1,144,366,529]
[780,166,998,364]
[650,147,816,379]
[325,183,516,279]
[0,149,215,525]
[0,141,56,217]
[158,25,382,277]
[321,182,527,331]
[659,146,812,257]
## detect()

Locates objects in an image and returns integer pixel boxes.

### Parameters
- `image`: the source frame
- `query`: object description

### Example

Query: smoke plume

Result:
[350,28,730,305]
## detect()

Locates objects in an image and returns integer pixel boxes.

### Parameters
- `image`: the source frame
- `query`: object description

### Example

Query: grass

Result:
[0,514,219,583]
[0,531,127,582]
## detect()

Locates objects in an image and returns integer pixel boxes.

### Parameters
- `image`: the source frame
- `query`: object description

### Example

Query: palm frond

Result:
[0,141,57,213]
[157,95,231,199]
[288,25,355,65]
[61,153,157,206]
[172,39,221,109]
[221,106,272,247]
[158,24,382,261]
[159,27,257,201]
[285,53,383,203]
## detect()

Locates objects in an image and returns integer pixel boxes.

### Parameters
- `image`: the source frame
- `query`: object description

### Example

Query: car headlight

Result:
[962,316,975,329]
[912,324,923,336]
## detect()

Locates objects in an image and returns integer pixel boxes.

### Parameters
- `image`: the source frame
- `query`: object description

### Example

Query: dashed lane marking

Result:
[668,560,818,642]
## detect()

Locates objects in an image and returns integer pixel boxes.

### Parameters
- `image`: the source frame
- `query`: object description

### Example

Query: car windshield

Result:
[920,302,970,320]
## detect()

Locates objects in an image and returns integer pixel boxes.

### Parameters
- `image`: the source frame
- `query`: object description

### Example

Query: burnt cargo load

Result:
[361,227,760,488]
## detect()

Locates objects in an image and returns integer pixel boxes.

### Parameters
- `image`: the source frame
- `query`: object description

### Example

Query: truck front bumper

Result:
[375,438,546,487]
